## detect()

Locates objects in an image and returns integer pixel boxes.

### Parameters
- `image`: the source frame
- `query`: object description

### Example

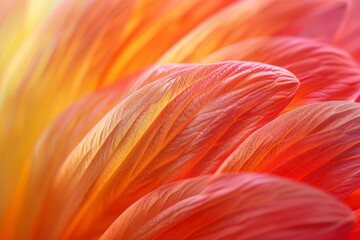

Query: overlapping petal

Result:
[218,101,360,200]
[12,65,191,239]
[1,0,359,239]
[159,0,347,63]
[0,0,236,216]
[100,173,355,240]
[0,0,137,221]
[28,62,298,239]
[334,0,360,61]
[203,37,360,110]
[101,0,236,82]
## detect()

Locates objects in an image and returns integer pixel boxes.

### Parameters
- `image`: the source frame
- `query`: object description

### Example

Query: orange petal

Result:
[33,62,298,239]
[0,0,136,222]
[0,0,234,208]
[334,0,360,61]
[33,65,190,184]
[158,0,347,64]
[101,0,236,83]
[344,188,360,210]
[100,173,355,240]
[13,64,191,239]
[218,101,360,200]
[203,37,360,110]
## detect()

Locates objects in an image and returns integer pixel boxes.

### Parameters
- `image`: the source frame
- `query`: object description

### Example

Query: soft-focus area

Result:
[0,0,360,239]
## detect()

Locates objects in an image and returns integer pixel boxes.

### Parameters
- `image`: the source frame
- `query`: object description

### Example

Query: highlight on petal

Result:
[334,0,360,61]
[26,62,298,239]
[100,173,355,240]
[0,0,137,222]
[0,0,59,82]
[0,0,235,212]
[218,101,360,200]
[345,188,360,210]
[203,37,360,110]
[12,64,191,239]
[158,0,347,64]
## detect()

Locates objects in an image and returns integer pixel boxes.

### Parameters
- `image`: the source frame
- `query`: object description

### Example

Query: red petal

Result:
[218,101,360,200]
[334,0,360,62]
[344,188,360,210]
[203,37,360,110]
[100,174,355,240]
[349,210,360,240]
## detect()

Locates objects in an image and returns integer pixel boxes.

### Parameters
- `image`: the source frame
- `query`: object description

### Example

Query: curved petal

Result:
[12,64,191,239]
[32,62,298,239]
[158,0,347,63]
[203,37,360,110]
[218,101,360,200]
[0,0,235,212]
[33,64,190,182]
[334,0,360,61]
[100,173,355,240]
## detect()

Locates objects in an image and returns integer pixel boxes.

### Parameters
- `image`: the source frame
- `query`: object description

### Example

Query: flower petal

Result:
[218,101,360,200]
[35,62,298,239]
[349,210,360,240]
[334,0,360,61]
[101,0,236,82]
[0,0,137,222]
[12,64,192,239]
[203,37,360,110]
[159,0,347,63]
[0,0,235,208]
[100,173,355,240]
[345,188,360,210]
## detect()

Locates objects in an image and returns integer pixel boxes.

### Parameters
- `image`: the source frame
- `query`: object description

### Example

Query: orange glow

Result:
[1,0,360,239]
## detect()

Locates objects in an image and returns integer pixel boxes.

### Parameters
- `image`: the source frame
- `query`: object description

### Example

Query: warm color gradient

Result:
[1,0,360,239]
[27,62,298,239]
[101,174,354,240]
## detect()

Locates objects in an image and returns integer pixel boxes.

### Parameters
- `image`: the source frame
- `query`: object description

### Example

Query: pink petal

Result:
[100,173,355,240]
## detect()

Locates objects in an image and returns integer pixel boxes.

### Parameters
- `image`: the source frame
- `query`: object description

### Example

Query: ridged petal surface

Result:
[203,37,360,110]
[100,174,354,240]
[34,62,298,239]
[218,102,360,200]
